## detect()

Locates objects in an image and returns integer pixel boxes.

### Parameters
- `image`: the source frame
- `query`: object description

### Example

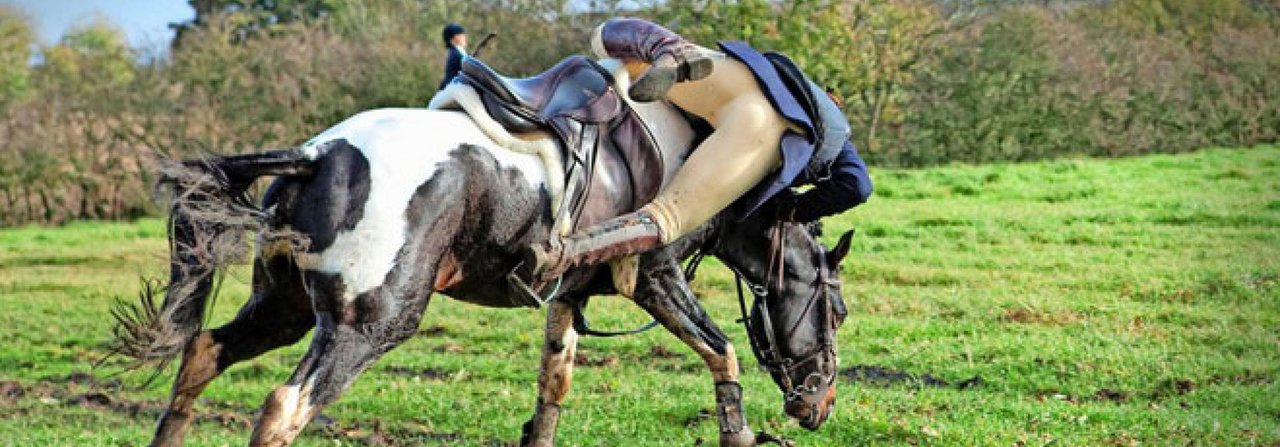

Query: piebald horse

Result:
[115,60,853,447]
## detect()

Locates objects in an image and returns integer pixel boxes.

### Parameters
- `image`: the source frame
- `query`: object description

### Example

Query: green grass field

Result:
[1,146,1277,446]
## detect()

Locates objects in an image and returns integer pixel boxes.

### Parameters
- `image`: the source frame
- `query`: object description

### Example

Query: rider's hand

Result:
[768,190,801,223]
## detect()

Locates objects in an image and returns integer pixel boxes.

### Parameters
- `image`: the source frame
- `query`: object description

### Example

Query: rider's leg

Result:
[590,18,714,101]
[524,88,786,285]
[643,94,786,242]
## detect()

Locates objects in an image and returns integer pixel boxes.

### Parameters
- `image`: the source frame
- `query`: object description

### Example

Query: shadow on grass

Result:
[841,365,984,390]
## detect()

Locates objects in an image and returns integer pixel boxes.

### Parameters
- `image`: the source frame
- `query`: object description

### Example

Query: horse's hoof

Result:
[518,413,557,447]
[719,427,756,447]
[518,418,535,446]
[754,431,794,447]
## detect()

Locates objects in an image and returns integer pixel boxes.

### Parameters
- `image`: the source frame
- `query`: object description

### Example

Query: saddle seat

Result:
[460,56,619,137]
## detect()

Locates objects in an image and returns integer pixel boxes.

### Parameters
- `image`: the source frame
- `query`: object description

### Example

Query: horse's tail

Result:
[109,150,313,368]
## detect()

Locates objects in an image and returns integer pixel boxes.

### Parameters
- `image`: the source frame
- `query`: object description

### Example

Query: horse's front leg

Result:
[521,298,580,447]
[632,250,756,447]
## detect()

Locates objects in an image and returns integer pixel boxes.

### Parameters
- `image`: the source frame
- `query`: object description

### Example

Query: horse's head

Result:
[712,215,854,430]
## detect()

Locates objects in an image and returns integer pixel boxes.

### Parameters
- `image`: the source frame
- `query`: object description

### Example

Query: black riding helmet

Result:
[441,23,465,48]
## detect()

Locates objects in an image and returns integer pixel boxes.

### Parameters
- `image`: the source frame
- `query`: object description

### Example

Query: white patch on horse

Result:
[428,83,566,209]
[295,109,547,300]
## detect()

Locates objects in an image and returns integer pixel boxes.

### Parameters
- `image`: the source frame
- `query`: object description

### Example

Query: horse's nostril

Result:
[798,413,822,431]
[784,400,810,419]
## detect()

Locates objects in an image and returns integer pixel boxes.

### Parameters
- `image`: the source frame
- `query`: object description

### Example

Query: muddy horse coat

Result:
[114,59,853,447]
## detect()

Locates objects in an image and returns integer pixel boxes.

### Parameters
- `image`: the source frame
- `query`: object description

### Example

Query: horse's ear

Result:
[826,229,855,268]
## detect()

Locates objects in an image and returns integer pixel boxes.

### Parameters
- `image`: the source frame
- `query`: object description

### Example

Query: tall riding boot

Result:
[523,209,664,290]
[596,18,714,101]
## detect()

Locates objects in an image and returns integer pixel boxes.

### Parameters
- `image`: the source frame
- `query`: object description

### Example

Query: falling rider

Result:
[520,17,874,292]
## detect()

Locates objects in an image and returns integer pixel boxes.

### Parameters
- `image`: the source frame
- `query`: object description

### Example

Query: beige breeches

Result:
[631,55,787,243]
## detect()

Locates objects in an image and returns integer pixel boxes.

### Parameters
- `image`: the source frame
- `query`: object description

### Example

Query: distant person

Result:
[439,23,468,91]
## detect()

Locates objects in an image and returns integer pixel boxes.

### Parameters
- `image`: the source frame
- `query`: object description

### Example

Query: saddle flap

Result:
[479,92,541,134]
[608,108,663,207]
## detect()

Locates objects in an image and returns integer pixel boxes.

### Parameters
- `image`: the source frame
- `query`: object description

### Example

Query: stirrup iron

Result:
[506,263,562,308]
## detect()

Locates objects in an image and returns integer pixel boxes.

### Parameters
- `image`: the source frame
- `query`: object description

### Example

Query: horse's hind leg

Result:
[151,256,312,447]
[248,273,434,447]
[631,249,756,447]
[521,298,580,447]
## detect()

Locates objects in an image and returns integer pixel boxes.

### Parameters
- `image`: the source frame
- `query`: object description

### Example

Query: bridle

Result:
[719,223,843,403]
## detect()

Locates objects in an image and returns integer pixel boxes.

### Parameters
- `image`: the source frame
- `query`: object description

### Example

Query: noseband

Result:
[726,223,842,400]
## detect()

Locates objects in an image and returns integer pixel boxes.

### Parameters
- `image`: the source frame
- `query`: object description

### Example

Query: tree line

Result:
[0,0,1276,225]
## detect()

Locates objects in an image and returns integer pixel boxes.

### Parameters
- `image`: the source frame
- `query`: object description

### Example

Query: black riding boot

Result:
[598,18,714,101]
[522,209,664,291]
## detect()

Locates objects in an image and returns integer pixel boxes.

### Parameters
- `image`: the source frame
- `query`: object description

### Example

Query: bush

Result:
[901,8,1087,165]
[1,0,1277,225]
[656,0,1279,166]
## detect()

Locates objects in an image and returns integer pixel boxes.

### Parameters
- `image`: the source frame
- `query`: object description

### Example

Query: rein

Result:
[572,299,660,337]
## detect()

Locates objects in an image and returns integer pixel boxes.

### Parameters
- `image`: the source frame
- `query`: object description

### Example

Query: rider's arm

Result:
[780,141,873,223]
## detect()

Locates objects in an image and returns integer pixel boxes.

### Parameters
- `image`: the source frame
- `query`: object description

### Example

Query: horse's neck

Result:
[706,217,820,285]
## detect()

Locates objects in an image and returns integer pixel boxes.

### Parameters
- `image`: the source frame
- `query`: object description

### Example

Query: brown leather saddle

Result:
[458,56,665,230]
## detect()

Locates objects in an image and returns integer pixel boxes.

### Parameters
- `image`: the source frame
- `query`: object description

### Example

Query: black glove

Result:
[767,189,801,223]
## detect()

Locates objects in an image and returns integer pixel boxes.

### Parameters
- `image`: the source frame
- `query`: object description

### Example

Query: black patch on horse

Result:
[293,139,371,252]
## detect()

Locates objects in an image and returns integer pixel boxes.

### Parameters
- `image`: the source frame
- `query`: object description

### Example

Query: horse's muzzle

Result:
[783,375,837,430]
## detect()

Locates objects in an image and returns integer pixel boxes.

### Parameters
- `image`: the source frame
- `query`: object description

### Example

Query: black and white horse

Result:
[115,61,853,447]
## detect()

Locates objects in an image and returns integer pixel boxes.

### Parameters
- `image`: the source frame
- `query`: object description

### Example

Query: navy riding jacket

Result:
[439,46,466,91]
[719,41,873,223]
[780,141,870,222]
